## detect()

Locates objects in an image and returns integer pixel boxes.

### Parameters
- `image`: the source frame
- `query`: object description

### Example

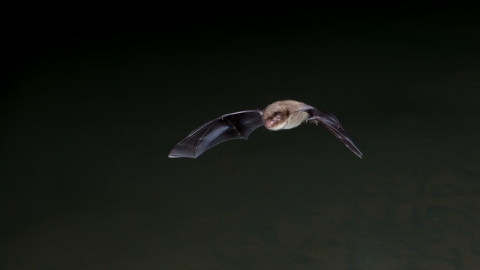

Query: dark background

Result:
[2,4,480,269]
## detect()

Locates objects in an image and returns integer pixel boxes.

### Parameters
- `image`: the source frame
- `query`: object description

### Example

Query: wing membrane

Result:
[169,110,263,158]
[302,107,363,159]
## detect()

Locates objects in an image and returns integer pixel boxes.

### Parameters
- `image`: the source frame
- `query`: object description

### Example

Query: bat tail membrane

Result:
[168,110,263,158]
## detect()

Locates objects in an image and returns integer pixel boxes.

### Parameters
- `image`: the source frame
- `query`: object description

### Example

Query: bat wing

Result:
[300,107,363,159]
[169,110,264,158]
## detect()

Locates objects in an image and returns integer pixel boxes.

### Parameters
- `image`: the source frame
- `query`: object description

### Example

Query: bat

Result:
[168,100,363,159]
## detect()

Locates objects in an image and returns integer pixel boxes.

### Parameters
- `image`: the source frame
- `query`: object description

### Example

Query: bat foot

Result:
[307,117,320,126]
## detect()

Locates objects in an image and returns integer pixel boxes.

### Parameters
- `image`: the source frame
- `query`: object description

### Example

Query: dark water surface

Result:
[2,8,480,269]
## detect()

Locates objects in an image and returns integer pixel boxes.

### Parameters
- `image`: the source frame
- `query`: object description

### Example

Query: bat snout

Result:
[264,120,276,129]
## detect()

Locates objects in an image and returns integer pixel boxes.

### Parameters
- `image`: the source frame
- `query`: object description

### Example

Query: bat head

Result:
[262,101,295,130]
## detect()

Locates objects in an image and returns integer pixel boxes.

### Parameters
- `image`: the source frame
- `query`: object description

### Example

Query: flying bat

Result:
[168,100,363,159]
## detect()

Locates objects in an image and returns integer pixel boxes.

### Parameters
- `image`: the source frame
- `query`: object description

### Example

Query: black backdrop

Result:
[2,4,480,269]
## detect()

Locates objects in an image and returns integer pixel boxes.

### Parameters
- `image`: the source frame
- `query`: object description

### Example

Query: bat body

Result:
[169,100,363,159]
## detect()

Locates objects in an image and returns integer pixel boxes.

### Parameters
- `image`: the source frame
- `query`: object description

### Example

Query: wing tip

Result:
[345,144,363,159]
[353,149,363,159]
[168,150,197,159]
[168,155,197,159]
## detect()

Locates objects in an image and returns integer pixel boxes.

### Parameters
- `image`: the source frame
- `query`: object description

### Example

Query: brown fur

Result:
[262,100,310,130]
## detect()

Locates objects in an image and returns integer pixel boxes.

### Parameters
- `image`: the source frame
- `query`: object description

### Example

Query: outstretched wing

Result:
[169,110,264,158]
[300,107,363,159]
